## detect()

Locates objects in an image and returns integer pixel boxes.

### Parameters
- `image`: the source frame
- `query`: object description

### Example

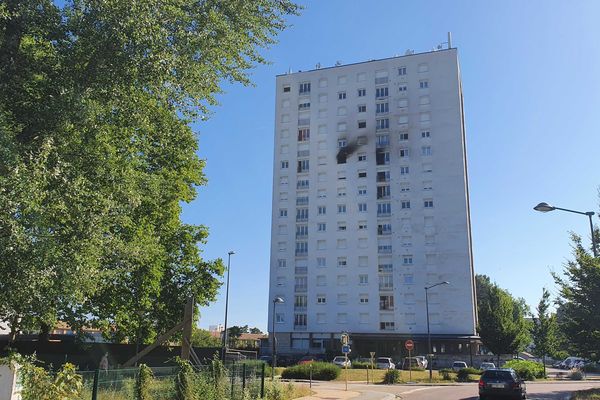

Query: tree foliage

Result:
[190,328,221,348]
[476,275,531,360]
[531,288,559,360]
[0,0,298,342]
[553,233,600,361]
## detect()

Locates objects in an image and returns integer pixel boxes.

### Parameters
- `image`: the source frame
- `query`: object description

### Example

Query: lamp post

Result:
[271,297,284,380]
[534,202,597,257]
[221,251,235,360]
[425,281,449,381]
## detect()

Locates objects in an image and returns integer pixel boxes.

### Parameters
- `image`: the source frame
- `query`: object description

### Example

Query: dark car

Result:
[479,368,526,400]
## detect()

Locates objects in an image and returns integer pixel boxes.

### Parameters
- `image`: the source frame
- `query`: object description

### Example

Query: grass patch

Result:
[571,388,600,399]
[333,368,445,383]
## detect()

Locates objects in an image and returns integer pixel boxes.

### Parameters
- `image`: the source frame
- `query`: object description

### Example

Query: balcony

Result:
[295,266,308,275]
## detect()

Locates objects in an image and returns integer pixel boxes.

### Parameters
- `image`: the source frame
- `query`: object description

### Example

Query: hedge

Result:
[502,360,545,380]
[281,362,340,381]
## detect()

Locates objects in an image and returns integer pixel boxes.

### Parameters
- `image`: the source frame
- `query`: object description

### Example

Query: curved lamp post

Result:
[425,281,449,381]
[534,202,597,257]
[221,251,235,360]
[271,296,284,380]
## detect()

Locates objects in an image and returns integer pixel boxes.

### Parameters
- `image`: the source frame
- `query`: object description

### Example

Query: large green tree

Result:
[476,275,531,365]
[553,233,600,361]
[0,0,298,343]
[531,288,558,376]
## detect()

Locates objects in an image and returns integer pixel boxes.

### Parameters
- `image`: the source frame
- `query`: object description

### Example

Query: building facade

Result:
[268,48,478,359]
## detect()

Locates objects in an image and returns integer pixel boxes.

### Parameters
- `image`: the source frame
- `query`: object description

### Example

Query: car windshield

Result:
[333,357,345,361]
[377,358,389,363]
[483,370,513,380]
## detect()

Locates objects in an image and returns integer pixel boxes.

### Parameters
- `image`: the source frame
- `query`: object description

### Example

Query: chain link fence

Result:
[77,361,267,400]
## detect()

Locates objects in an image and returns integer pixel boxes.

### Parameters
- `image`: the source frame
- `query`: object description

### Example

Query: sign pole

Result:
[409,348,412,381]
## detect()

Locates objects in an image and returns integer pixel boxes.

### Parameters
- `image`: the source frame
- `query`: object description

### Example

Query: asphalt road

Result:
[306,381,600,400]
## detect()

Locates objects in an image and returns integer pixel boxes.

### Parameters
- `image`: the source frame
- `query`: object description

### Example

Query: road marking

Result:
[395,387,437,398]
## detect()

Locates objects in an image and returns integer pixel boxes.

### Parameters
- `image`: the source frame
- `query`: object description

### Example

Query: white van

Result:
[559,357,585,369]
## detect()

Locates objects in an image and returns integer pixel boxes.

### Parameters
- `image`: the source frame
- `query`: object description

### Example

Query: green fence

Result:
[77,362,266,400]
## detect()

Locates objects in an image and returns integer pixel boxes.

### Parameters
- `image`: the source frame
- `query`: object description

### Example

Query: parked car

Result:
[399,357,424,370]
[415,356,428,369]
[480,362,496,371]
[452,361,468,372]
[478,368,526,400]
[556,357,586,369]
[259,355,272,365]
[332,356,352,368]
[376,357,396,369]
[297,355,326,365]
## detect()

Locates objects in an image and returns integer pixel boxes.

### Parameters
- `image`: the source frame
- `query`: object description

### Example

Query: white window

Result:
[358,221,368,230]
[420,95,430,105]
[359,313,369,324]
[421,146,432,156]
[358,153,367,162]
[337,171,346,180]
[317,257,326,267]
[398,66,407,75]
[421,130,431,138]
[337,122,347,132]
[318,206,326,215]
[338,138,347,148]
[318,223,326,232]
[279,192,288,201]
[276,276,285,286]
[418,63,429,73]
[420,113,431,123]
[317,295,326,304]
[278,225,287,235]
[401,236,412,247]
[298,101,310,111]
[401,200,411,209]
[357,72,366,82]
[282,84,291,93]
[376,118,389,131]
[358,104,366,113]
[337,293,348,305]
[299,82,311,94]
[358,186,367,195]
[358,120,366,129]
[278,242,286,252]
[375,87,389,98]
[376,102,389,114]
[403,274,414,284]
[423,163,433,173]
[337,222,346,231]
[338,91,347,100]
[377,203,391,216]
[378,263,393,273]
[282,99,290,108]
[317,240,326,250]
[317,275,326,286]
[319,94,328,103]
[358,203,367,212]
[281,114,290,123]
[398,98,408,109]
[318,140,327,150]
[380,322,395,331]
[338,75,347,85]
[318,189,326,199]
[337,187,346,197]
[424,216,434,227]
[419,80,429,89]
[400,183,410,192]
[276,313,285,323]
[337,313,348,324]
[319,78,327,88]
[358,170,367,178]
[337,257,347,267]
[337,239,347,249]
[277,259,287,268]
[399,84,407,92]
[359,256,368,267]
[424,199,434,208]
[403,255,413,265]
[399,148,409,158]
[398,115,409,126]
[400,166,410,175]
[317,313,326,324]
[281,160,289,169]
[319,109,327,118]
[337,204,347,213]
[280,129,289,138]
[425,235,435,245]
[358,238,368,248]
[279,209,287,217]
[337,275,348,286]
[360,294,369,304]
[337,106,347,116]
[359,274,368,285]
[399,132,409,141]
[280,145,289,154]
[318,172,327,182]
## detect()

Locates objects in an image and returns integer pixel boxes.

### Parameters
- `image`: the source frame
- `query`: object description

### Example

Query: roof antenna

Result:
[447,31,452,49]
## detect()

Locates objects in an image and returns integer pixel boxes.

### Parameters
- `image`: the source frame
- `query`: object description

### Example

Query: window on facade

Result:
[403,256,413,265]
[296,224,308,238]
[299,82,311,94]
[317,257,326,267]
[337,204,347,214]
[318,223,326,232]
[377,203,391,216]
[337,223,347,231]
[358,221,367,230]
[358,186,367,196]
[281,160,289,169]
[380,295,394,310]
[399,84,407,92]
[401,200,411,209]
[294,313,307,327]
[297,179,309,189]
[318,206,326,215]
[358,203,367,212]
[296,208,309,221]
[400,166,410,175]
[421,146,432,156]
[358,88,366,97]
[375,87,389,98]
[399,132,409,141]
[298,101,310,111]
[377,171,390,182]
[338,91,347,100]
[358,170,367,178]
[295,241,308,256]
[358,120,366,129]
[279,209,287,217]
[337,106,347,116]
[378,263,393,273]
[376,150,390,165]
[380,321,395,331]
[377,185,391,199]
[359,274,368,285]
[319,94,328,103]
[358,104,366,113]
[419,80,429,89]
[337,187,346,197]
[297,159,309,173]
[376,102,389,114]
[424,199,434,208]
[376,135,390,147]
[283,85,291,92]
[338,138,347,148]
[400,183,410,192]
[360,294,369,304]
[376,118,389,131]
[337,239,347,249]
[276,313,285,323]
[317,295,326,304]
[398,66,407,75]
[422,130,431,138]
[295,295,307,309]
[378,223,392,235]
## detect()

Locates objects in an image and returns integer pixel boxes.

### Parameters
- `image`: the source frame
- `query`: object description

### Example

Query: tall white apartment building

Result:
[268,48,477,358]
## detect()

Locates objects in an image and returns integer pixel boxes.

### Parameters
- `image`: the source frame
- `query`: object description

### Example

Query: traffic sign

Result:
[405,339,414,351]
[340,333,349,345]
[369,351,375,359]
[342,345,351,354]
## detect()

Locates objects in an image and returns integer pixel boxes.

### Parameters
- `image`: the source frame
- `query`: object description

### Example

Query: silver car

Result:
[332,356,351,368]
[480,362,496,371]
[376,357,396,369]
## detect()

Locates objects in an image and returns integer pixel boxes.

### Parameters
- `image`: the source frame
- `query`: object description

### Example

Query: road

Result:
[301,381,600,400]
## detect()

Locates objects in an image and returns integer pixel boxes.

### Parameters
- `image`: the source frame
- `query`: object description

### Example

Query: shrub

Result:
[135,364,154,400]
[281,362,340,381]
[351,361,371,369]
[174,358,195,400]
[502,360,545,380]
[439,368,453,380]
[456,367,481,382]
[583,363,600,373]
[383,369,400,384]
[18,360,82,400]
[569,370,584,380]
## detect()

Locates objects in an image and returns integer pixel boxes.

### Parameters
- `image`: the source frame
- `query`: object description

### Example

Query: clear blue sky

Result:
[183,0,600,331]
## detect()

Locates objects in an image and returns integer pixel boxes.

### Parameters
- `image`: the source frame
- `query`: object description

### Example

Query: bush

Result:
[135,364,154,400]
[281,362,340,381]
[351,361,371,369]
[502,360,545,380]
[383,369,400,384]
[569,370,584,380]
[583,363,600,373]
[456,367,482,382]
[439,368,453,380]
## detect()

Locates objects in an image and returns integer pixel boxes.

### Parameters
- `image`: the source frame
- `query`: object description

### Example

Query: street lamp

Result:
[534,202,597,257]
[221,251,235,360]
[425,281,449,381]
[271,296,284,380]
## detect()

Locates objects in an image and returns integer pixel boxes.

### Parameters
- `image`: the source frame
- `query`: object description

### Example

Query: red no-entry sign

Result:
[405,339,414,351]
